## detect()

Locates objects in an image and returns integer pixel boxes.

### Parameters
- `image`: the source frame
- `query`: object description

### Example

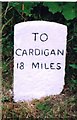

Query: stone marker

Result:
[14,21,67,102]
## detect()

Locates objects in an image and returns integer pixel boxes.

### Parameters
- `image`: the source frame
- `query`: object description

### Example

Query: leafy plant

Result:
[73,47,77,52]
[2,1,77,98]
[69,64,77,69]
[43,2,77,20]
[43,2,62,14]
[69,79,77,92]
[9,2,39,16]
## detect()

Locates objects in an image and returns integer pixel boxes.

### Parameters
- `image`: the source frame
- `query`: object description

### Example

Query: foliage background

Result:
[2,2,77,119]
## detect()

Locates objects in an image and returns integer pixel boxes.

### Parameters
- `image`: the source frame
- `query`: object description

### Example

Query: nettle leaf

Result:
[62,3,76,20]
[69,64,77,69]
[43,2,62,14]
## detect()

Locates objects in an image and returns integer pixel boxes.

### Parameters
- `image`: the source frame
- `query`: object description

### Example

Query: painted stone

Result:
[14,21,67,101]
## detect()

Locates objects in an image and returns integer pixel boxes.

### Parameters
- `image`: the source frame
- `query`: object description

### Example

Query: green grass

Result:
[2,81,77,119]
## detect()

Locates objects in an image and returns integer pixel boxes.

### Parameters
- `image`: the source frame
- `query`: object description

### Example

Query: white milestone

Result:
[14,21,67,102]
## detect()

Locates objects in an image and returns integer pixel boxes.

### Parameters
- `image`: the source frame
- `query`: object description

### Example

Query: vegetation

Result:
[2,2,77,119]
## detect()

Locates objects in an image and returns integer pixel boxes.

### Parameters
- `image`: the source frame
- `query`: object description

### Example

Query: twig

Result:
[4,2,9,16]
[14,8,26,21]
[0,17,13,32]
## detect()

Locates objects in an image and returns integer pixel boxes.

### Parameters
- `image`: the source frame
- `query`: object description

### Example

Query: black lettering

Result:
[44,49,49,56]
[56,63,61,70]
[15,48,22,56]
[35,49,40,56]
[40,33,48,42]
[50,49,56,55]
[17,62,24,70]
[20,62,24,70]
[32,62,39,69]
[29,49,34,55]
[41,49,43,55]
[57,49,64,55]
[41,63,43,69]
[32,33,39,41]
[22,50,27,56]
[45,63,49,69]
[50,63,55,69]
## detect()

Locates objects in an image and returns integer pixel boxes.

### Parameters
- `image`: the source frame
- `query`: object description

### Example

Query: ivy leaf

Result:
[22,2,34,16]
[23,2,39,16]
[43,2,62,14]
[62,3,75,20]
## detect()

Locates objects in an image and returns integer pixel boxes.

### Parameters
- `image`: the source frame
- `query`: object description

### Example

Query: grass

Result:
[2,79,77,119]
